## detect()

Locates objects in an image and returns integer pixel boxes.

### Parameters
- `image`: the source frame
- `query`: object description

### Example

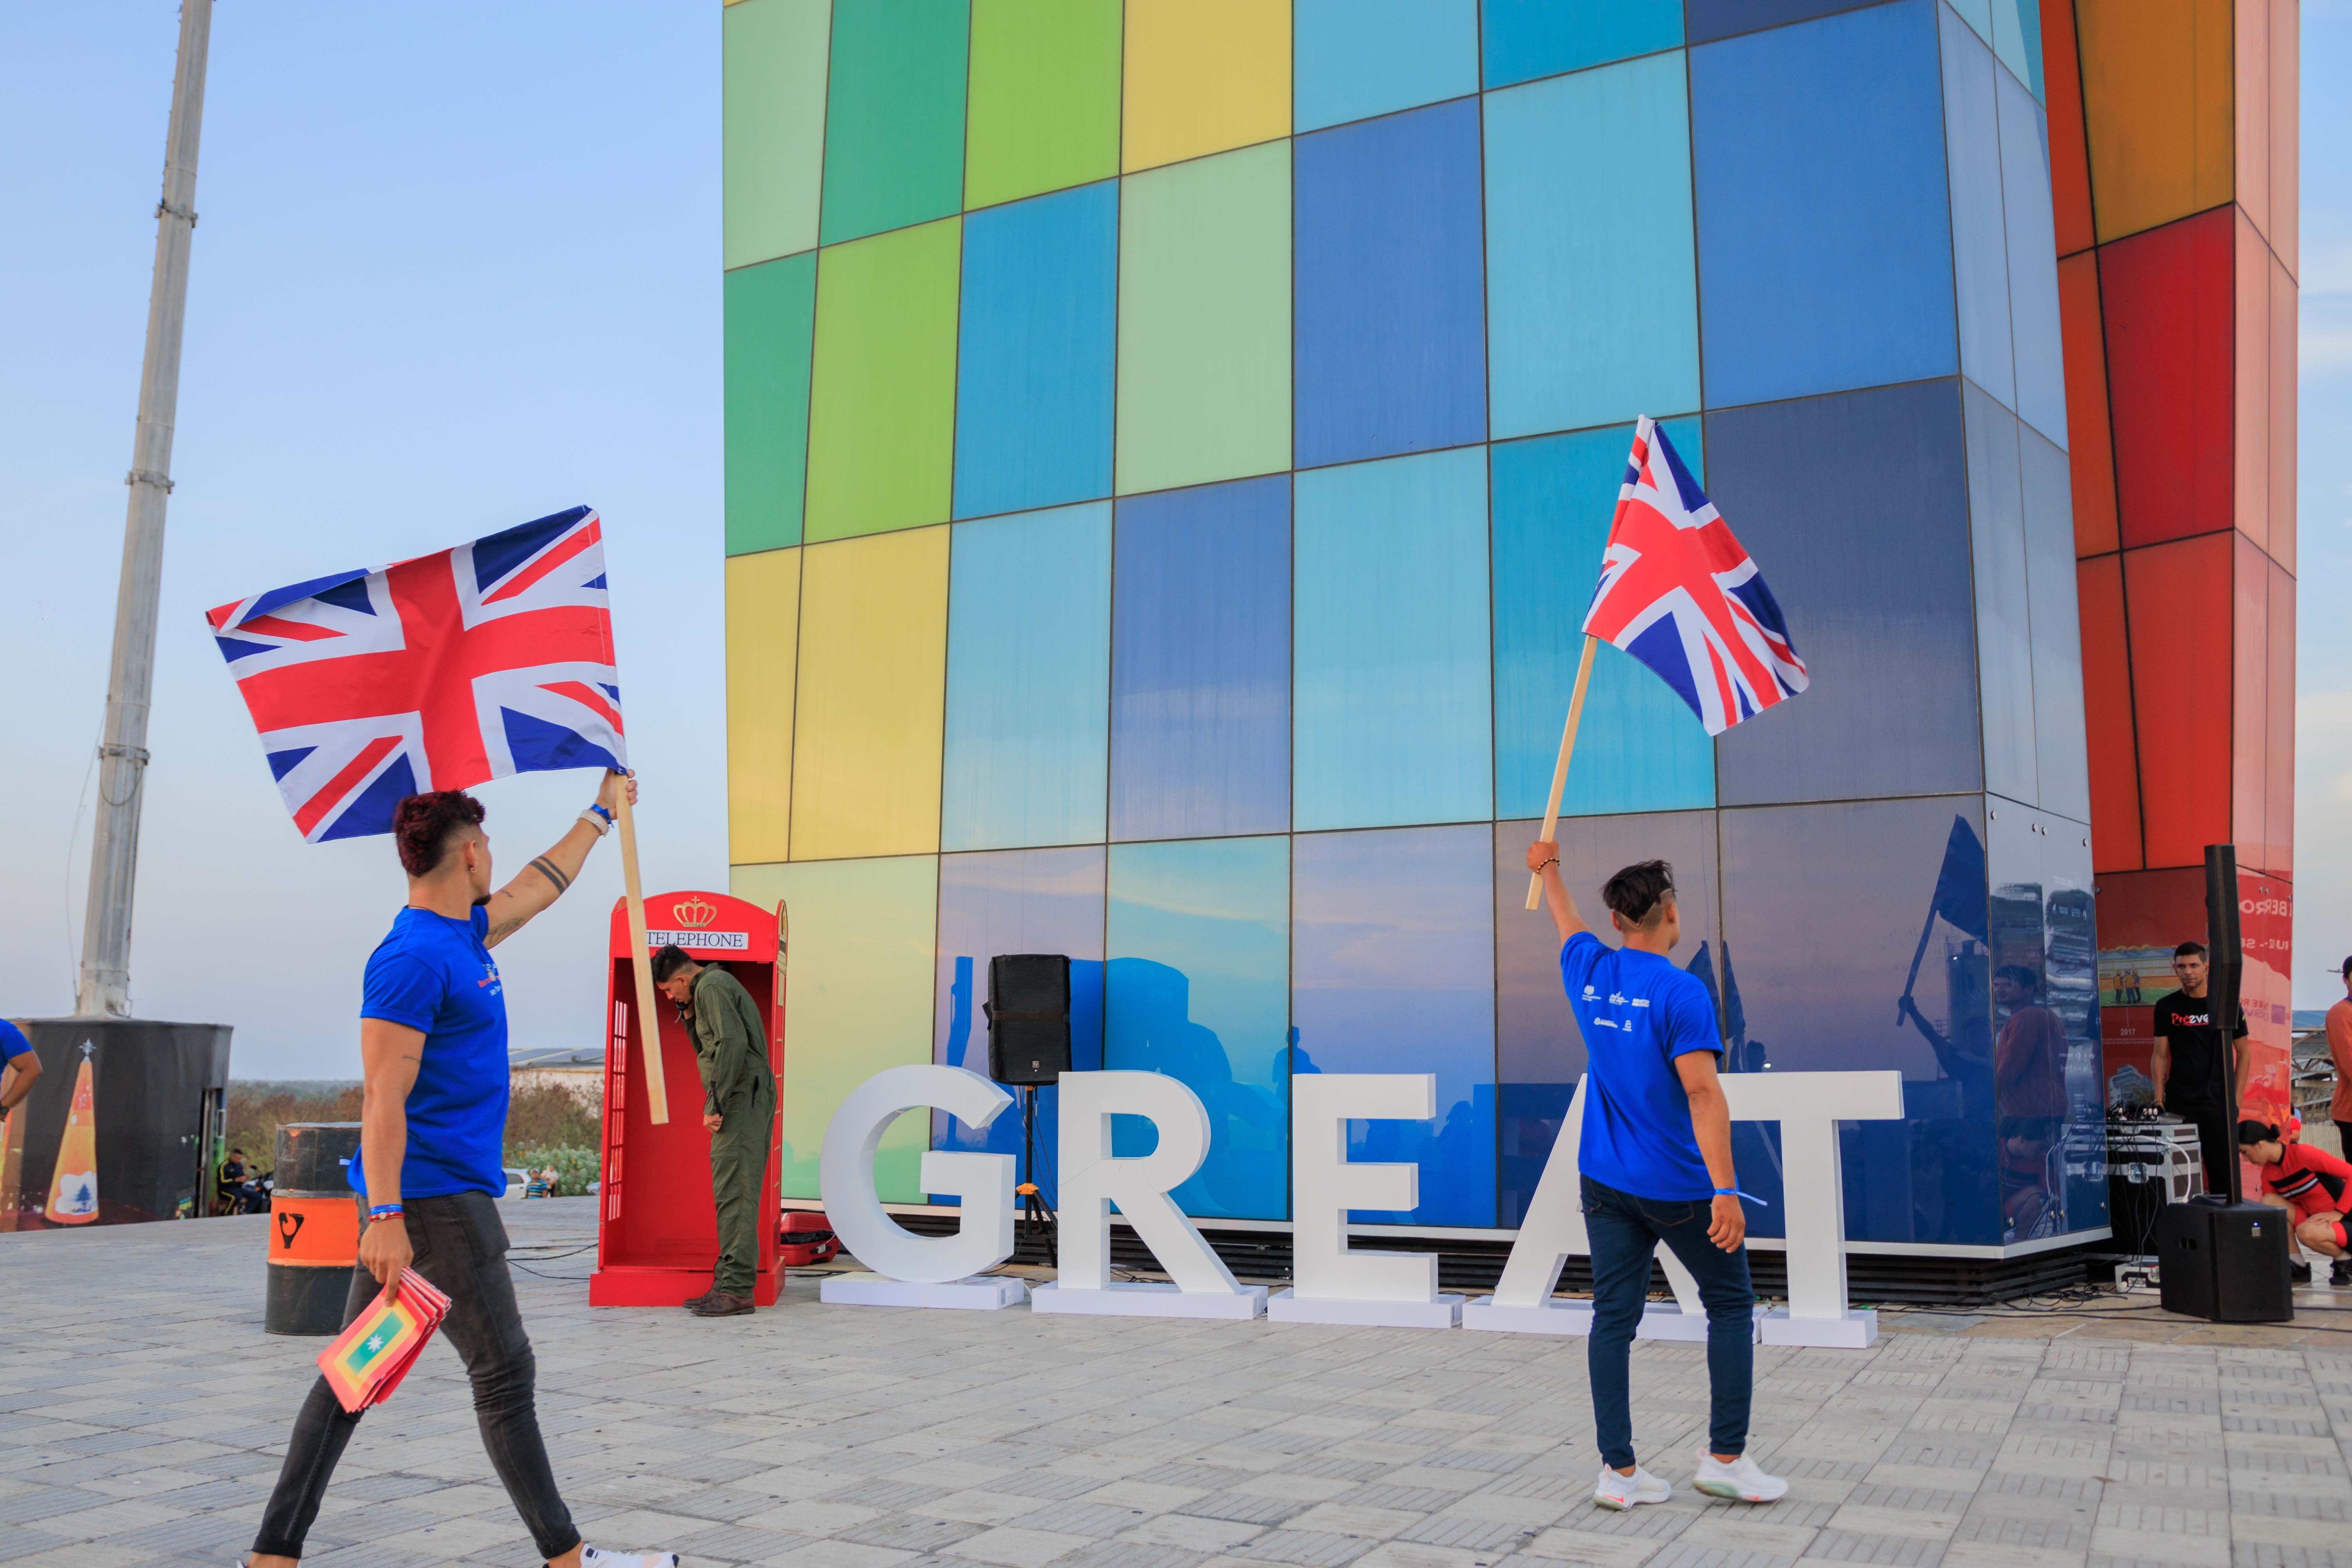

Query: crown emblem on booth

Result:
[672,896,716,929]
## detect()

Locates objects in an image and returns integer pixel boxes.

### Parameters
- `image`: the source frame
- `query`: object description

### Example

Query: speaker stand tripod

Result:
[1017,1084,1057,1267]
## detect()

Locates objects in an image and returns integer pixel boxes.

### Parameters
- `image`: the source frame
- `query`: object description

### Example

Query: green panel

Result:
[805,218,960,541]
[722,0,831,270]
[819,0,969,246]
[1116,142,1291,496]
[731,855,938,1203]
[964,0,1122,210]
[724,253,816,555]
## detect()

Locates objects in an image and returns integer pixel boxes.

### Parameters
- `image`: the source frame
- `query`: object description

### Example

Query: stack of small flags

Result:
[316,1269,453,1413]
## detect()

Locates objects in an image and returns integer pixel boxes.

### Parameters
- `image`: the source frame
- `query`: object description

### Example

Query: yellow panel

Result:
[1121,0,1291,173]
[2076,0,2234,244]
[731,855,937,1202]
[725,549,800,865]
[789,527,948,860]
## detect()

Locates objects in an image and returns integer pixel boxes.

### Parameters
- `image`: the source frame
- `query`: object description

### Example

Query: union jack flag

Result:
[205,507,626,842]
[1583,418,1808,735]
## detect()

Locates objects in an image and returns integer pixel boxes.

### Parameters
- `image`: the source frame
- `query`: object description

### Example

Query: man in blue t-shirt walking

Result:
[245,775,676,1568]
[1528,840,1786,1510]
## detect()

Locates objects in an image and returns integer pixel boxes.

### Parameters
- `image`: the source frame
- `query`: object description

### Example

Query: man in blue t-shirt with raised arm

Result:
[0,1018,41,1119]
[1527,840,1786,1511]
[244,775,677,1568]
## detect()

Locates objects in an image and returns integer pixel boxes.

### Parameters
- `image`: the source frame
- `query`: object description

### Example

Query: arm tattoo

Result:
[528,856,572,895]
[485,918,525,946]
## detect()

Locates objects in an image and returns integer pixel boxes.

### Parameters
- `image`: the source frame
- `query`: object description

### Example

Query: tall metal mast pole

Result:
[77,0,214,1018]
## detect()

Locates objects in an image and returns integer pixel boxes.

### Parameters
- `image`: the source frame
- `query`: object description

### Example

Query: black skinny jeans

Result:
[251,1192,580,1562]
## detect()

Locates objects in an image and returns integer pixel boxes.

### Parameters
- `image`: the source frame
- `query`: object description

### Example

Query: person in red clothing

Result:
[2239,1120,2352,1287]
[2328,957,2352,1152]
[1993,965,2067,1240]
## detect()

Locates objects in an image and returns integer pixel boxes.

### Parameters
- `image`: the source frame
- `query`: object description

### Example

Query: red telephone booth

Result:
[589,890,786,1307]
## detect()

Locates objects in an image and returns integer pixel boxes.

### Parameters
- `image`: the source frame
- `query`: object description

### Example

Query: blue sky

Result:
[0,3,2343,1080]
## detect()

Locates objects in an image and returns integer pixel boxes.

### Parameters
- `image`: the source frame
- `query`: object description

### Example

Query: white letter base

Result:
[820,1272,1028,1310]
[1762,1307,1879,1348]
[1031,1281,1269,1319]
[1462,1299,1766,1340]
[1267,1289,1464,1329]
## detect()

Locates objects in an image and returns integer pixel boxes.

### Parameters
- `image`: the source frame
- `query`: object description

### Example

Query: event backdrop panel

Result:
[723,0,2098,1253]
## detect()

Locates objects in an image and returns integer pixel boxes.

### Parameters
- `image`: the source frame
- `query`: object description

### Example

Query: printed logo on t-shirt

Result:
[476,962,501,994]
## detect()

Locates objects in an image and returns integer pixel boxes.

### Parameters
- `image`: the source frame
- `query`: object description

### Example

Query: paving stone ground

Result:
[11,1200,2352,1568]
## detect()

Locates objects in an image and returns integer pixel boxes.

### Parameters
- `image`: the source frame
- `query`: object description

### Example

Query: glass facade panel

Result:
[1479,0,1682,88]
[2074,0,2234,245]
[1964,381,2037,808]
[725,549,800,867]
[1294,97,1487,468]
[2021,424,2091,824]
[942,504,1111,851]
[2098,204,2233,549]
[722,0,829,269]
[817,0,968,246]
[806,219,961,543]
[1484,54,1698,439]
[1120,0,1292,172]
[1109,477,1290,842]
[1294,0,1478,133]
[1106,837,1292,1221]
[1293,826,1497,1227]
[953,182,1118,520]
[1492,420,1714,822]
[1294,448,1491,831]
[724,252,816,557]
[1998,71,2068,445]
[2074,555,2143,872]
[2121,532,2232,868]
[1940,5,2016,412]
[963,0,1121,210]
[1683,0,1884,45]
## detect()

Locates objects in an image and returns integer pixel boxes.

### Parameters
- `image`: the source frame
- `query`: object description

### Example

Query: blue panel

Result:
[1484,54,1698,439]
[1491,420,1715,819]
[1294,826,1496,1227]
[1685,0,1887,44]
[1294,0,1479,132]
[1690,0,1958,407]
[1294,99,1487,468]
[2022,425,2090,822]
[942,504,1111,850]
[1493,813,1724,1226]
[932,847,1107,1201]
[1963,383,2035,809]
[1720,795,1999,1246]
[1998,71,2067,445]
[1708,380,1983,805]
[1991,0,2043,98]
[1109,477,1290,841]
[1106,837,1290,1221]
[1940,5,2014,411]
[1294,448,1492,830]
[953,181,1117,519]
[1986,806,2101,1245]
[1480,0,1682,87]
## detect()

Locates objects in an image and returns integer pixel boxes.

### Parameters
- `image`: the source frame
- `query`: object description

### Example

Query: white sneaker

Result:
[580,1548,681,1568]
[1593,1464,1672,1509]
[1692,1450,1787,1503]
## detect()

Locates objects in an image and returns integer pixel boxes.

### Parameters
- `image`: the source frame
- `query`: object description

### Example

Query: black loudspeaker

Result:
[985,955,1071,1086]
[2156,1196,2293,1322]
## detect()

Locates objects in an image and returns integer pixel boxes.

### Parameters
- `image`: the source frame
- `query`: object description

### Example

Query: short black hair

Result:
[1602,860,1675,927]
[1994,964,2039,995]
[2341,954,2351,980]
[2174,941,2208,961]
[2238,1119,2281,1146]
[651,944,695,983]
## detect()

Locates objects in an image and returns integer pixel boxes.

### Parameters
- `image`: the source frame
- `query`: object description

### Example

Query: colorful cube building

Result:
[720,0,2297,1265]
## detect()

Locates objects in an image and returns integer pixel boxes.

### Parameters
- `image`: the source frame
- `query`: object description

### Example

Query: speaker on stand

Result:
[984,955,1071,1264]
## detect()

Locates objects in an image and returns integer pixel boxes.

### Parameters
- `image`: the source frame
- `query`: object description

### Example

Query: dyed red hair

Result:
[392,790,486,877]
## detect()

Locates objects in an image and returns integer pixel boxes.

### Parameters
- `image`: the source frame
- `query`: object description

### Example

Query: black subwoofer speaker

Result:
[2156,1196,2293,1322]
[985,954,1070,1086]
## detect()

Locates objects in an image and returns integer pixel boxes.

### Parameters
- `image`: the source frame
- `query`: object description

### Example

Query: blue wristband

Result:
[588,803,614,824]
[1714,1187,1768,1207]
[368,1203,404,1220]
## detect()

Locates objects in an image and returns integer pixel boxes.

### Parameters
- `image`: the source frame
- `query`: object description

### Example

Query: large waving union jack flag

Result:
[1582,418,1808,735]
[206,506,626,842]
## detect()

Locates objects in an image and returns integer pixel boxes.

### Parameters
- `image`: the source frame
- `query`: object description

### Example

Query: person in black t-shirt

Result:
[2152,940,2250,1194]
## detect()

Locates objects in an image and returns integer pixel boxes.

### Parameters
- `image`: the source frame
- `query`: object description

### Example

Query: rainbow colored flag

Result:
[317,1269,453,1413]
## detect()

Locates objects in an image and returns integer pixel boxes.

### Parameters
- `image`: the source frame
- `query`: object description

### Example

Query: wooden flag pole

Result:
[612,775,670,1124]
[1525,635,1599,911]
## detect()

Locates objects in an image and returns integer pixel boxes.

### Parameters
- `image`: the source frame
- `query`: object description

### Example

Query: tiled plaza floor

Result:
[9,1200,2352,1568]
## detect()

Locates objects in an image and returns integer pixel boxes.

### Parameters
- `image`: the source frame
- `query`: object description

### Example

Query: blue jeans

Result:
[1583,1174,1755,1469]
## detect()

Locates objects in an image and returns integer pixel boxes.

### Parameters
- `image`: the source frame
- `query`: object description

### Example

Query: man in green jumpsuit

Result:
[652,944,777,1317]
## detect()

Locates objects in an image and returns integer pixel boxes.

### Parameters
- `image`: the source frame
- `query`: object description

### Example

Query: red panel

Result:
[2231,532,2267,864]
[2233,211,2270,555]
[2042,0,2097,256]
[2123,534,2233,867]
[2265,556,2295,880]
[2270,251,2298,573]
[2101,209,2236,548]
[2059,254,2120,557]
[2076,555,2143,871]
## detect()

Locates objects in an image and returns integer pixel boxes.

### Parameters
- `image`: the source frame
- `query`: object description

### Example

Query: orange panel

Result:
[2233,210,2269,555]
[2058,254,2120,556]
[2076,555,2144,872]
[2123,534,2233,867]
[2265,556,2294,879]
[2271,0,2299,276]
[2042,0,2097,256]
[2269,252,2297,573]
[2231,532,2267,862]
[2076,0,2234,245]
[2235,0,2270,243]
